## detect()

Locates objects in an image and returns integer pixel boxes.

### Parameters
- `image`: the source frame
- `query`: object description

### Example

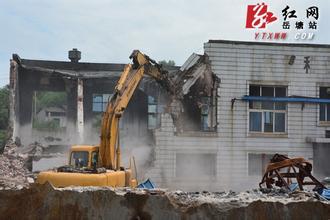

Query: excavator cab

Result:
[69,145,99,169]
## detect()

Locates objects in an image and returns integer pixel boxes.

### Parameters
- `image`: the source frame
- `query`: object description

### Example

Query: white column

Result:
[77,78,84,143]
[9,60,18,142]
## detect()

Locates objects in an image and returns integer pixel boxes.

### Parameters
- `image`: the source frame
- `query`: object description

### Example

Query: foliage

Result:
[158,60,176,67]
[0,85,9,148]
[31,91,67,131]
[0,85,9,130]
[35,91,67,112]
[0,130,6,148]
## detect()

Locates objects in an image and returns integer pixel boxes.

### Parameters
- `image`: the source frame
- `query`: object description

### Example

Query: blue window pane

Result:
[93,94,112,112]
[148,114,157,129]
[201,104,210,115]
[148,105,157,113]
[148,96,156,104]
[93,103,103,112]
[201,115,209,131]
[103,94,112,103]
[249,112,261,131]
[320,104,325,121]
[275,113,285,132]
[264,112,273,132]
[93,95,102,102]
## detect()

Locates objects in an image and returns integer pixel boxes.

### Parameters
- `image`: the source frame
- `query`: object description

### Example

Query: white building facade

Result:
[148,40,330,191]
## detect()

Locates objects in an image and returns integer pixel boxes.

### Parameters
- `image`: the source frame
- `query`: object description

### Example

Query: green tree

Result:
[0,85,9,130]
[32,91,67,130]
[158,60,176,67]
[0,85,9,149]
[35,91,67,112]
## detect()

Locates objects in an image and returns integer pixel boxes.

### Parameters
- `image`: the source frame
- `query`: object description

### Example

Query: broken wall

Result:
[9,53,185,179]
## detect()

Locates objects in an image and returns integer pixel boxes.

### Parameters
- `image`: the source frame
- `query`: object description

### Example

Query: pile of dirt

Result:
[0,141,33,189]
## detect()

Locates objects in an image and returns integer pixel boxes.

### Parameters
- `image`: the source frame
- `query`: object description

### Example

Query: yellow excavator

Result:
[37,50,174,187]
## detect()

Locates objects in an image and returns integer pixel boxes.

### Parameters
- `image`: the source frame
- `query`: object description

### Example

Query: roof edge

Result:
[207,39,330,48]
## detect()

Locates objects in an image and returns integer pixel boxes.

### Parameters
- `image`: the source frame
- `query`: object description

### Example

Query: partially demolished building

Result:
[9,40,330,191]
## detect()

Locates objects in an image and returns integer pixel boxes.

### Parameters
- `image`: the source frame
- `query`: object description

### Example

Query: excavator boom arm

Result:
[99,50,173,169]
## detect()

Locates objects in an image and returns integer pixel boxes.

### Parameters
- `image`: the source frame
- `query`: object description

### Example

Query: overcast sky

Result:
[0,0,329,87]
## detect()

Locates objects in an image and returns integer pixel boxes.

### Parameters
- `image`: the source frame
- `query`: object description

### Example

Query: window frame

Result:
[248,85,288,135]
[174,152,217,180]
[91,151,99,168]
[247,152,288,176]
[247,153,274,176]
[319,86,330,125]
[92,93,112,112]
[147,95,160,129]
[69,151,89,168]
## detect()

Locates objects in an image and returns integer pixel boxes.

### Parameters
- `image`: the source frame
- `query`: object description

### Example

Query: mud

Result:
[0,183,329,220]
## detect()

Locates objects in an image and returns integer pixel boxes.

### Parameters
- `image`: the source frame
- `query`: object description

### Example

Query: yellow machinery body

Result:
[36,145,137,187]
[37,169,132,188]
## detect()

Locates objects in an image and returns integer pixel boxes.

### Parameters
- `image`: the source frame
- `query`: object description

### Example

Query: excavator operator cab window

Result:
[70,151,89,168]
[91,151,98,169]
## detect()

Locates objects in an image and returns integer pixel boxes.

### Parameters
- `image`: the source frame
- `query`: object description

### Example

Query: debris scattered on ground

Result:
[167,187,328,210]
[0,141,33,189]
[0,140,328,219]
[0,184,328,220]
[20,142,45,156]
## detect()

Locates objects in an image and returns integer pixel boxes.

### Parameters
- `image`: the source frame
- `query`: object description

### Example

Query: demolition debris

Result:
[0,141,33,189]
[0,183,329,220]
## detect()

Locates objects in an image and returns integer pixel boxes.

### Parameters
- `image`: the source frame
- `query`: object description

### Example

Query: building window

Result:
[200,97,217,131]
[176,153,216,178]
[92,94,112,112]
[248,153,274,176]
[319,87,330,122]
[249,85,287,133]
[147,96,160,129]
[181,95,218,132]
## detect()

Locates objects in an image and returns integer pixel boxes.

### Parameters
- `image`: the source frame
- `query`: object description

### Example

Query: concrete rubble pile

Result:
[0,140,329,219]
[0,141,34,189]
[0,183,329,219]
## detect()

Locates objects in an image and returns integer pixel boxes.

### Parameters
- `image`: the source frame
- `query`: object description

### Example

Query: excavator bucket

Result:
[259,154,326,191]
